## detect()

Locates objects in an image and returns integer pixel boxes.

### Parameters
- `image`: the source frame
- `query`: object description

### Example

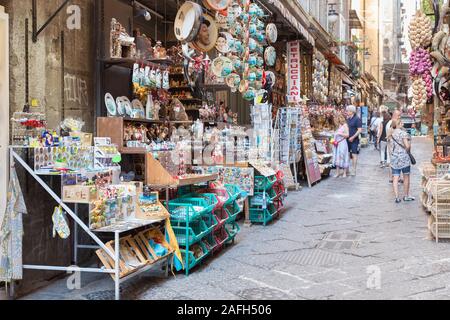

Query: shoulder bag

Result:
[391,135,416,166]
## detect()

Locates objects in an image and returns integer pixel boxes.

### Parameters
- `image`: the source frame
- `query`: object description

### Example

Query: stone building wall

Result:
[0,0,95,297]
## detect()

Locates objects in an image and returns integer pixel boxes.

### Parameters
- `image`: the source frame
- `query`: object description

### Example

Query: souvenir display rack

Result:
[248,163,284,225]
[171,183,243,275]
[9,147,173,301]
[272,106,302,188]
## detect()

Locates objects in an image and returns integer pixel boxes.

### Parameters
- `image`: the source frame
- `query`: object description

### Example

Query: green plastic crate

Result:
[168,202,202,222]
[249,204,277,225]
[254,175,277,191]
[224,184,241,202]
[169,197,215,220]
[225,222,240,243]
[180,241,210,273]
[249,192,272,208]
[201,213,218,233]
[172,219,212,247]
[178,193,219,211]
[224,201,242,222]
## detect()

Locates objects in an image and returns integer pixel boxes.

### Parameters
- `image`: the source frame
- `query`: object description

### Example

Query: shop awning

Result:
[349,10,363,29]
[266,0,315,46]
[342,73,356,87]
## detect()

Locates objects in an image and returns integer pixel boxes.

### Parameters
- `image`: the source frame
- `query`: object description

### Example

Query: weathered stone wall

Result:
[6,0,95,131]
[1,0,95,297]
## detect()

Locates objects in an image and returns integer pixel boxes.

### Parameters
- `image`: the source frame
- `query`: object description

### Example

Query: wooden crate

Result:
[95,236,148,280]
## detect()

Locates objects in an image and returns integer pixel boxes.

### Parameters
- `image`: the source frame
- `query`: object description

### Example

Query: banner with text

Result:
[287,41,301,104]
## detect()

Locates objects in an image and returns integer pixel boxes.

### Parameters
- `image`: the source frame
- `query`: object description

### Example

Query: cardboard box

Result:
[62,185,97,204]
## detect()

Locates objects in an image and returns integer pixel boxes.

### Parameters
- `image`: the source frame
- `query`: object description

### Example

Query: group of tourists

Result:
[332,105,415,204]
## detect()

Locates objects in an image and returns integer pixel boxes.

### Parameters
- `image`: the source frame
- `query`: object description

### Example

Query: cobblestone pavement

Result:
[24,137,450,300]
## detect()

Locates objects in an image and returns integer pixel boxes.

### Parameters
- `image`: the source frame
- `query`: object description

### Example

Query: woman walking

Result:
[377,111,391,168]
[333,114,350,178]
[390,119,415,203]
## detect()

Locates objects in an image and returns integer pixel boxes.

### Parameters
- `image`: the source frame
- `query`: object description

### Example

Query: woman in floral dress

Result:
[333,114,350,178]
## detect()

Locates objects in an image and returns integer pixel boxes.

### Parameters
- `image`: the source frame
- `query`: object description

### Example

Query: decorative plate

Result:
[193,13,218,53]
[212,56,233,77]
[215,10,229,29]
[226,73,241,89]
[266,23,278,44]
[216,32,233,53]
[174,1,203,42]
[116,97,125,116]
[203,0,231,11]
[264,46,276,67]
[122,97,133,116]
[105,93,117,116]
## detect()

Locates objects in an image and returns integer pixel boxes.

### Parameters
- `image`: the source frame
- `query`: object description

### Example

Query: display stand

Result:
[272,107,302,190]
[9,147,172,300]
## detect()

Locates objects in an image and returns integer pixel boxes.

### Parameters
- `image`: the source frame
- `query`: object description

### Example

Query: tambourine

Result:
[174,1,203,42]
[192,13,218,53]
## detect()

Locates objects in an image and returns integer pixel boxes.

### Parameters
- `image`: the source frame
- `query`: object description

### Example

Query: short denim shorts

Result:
[392,166,411,176]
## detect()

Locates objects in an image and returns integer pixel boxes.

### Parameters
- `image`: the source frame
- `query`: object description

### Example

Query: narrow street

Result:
[23,136,450,300]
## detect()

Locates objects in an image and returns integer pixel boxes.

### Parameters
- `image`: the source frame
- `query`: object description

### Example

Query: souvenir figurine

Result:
[153,41,167,59]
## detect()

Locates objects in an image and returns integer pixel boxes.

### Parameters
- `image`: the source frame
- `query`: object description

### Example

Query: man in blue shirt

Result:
[346,105,362,176]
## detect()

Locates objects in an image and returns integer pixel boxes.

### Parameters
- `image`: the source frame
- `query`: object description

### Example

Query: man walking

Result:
[346,105,363,176]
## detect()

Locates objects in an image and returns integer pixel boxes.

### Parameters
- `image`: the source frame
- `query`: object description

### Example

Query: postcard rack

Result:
[8,146,172,300]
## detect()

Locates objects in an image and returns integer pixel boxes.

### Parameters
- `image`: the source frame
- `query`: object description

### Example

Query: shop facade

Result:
[1,0,320,300]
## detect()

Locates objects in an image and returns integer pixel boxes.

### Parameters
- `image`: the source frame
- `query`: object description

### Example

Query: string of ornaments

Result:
[408,11,433,110]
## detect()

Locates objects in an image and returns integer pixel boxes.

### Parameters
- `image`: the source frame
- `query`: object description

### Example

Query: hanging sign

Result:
[287,41,301,103]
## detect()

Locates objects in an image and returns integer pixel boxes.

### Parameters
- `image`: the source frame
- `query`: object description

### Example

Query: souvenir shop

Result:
[1,0,322,300]
[411,3,450,243]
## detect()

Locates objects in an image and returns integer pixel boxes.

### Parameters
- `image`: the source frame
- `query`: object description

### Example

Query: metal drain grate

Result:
[276,249,343,266]
[237,287,293,300]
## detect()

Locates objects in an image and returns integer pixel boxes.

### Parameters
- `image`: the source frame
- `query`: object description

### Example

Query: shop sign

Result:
[287,41,301,103]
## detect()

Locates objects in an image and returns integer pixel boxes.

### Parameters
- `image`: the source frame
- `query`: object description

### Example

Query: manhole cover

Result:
[237,287,292,300]
[276,249,343,266]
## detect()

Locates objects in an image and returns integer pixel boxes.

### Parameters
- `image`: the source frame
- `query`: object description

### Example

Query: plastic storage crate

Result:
[213,227,230,252]
[249,192,272,208]
[213,207,229,230]
[168,202,203,222]
[225,222,240,243]
[172,220,212,246]
[225,201,242,222]
[177,193,219,211]
[195,188,231,207]
[254,175,277,191]
[169,197,215,219]
[249,203,277,225]
[180,241,210,272]
[224,184,242,202]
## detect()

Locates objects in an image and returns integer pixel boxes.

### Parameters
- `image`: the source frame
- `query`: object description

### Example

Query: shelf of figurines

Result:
[100,57,174,70]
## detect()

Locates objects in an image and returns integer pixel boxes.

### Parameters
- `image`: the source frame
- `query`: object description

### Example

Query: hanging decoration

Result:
[174,0,276,102]
[408,11,433,110]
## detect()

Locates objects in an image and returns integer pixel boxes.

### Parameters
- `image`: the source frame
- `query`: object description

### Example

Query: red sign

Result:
[287,41,301,103]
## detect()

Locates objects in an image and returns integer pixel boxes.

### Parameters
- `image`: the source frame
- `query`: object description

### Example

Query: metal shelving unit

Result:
[9,147,171,300]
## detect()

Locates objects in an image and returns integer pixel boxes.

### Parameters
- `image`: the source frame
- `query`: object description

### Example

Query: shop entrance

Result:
[0,5,8,215]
